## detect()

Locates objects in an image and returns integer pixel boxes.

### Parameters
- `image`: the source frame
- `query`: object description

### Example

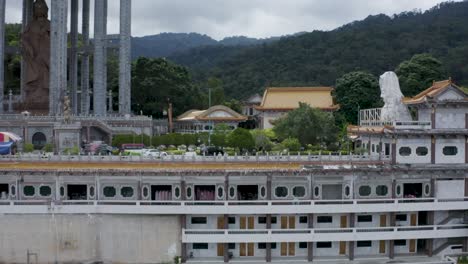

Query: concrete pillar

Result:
[8,89,12,112]
[80,0,90,115]
[49,0,68,115]
[181,180,187,263]
[20,0,33,102]
[69,0,79,115]
[107,90,113,113]
[389,212,395,259]
[266,175,272,262]
[348,213,355,261]
[119,0,132,115]
[0,0,4,113]
[223,175,229,263]
[427,211,434,257]
[307,213,314,262]
[431,136,436,164]
[93,0,107,116]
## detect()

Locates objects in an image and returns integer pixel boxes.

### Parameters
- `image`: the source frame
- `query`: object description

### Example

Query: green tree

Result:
[206,77,225,106]
[132,57,204,117]
[222,99,243,113]
[335,71,382,125]
[281,138,301,151]
[226,128,255,151]
[273,103,339,149]
[250,129,273,151]
[211,124,231,146]
[396,54,445,96]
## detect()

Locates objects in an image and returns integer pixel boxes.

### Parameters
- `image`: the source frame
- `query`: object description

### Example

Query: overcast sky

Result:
[5,0,456,40]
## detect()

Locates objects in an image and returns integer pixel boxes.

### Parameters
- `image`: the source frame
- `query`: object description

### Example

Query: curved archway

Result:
[32,132,47,149]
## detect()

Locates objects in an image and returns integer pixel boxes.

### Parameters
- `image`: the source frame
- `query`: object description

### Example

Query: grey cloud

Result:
[4,0,455,40]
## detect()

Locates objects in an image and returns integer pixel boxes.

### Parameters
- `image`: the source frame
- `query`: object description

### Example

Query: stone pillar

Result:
[391,138,397,165]
[119,0,132,115]
[49,0,68,116]
[93,0,107,116]
[69,0,79,115]
[0,0,4,113]
[348,213,355,261]
[80,0,90,115]
[20,0,33,102]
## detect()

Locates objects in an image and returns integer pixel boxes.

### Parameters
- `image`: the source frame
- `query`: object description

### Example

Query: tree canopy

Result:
[226,128,255,151]
[131,57,204,117]
[335,71,382,125]
[395,53,445,96]
[273,103,339,149]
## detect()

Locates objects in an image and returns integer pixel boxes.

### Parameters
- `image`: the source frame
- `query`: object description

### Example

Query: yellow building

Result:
[255,87,339,129]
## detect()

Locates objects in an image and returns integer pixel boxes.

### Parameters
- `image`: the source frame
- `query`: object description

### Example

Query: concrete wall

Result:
[435,107,466,129]
[435,180,465,199]
[435,137,465,164]
[0,214,180,264]
[396,137,432,164]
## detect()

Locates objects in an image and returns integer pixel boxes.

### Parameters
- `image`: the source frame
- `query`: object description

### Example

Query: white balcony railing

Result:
[0,153,391,163]
[182,224,468,243]
[1,197,467,215]
[359,108,431,129]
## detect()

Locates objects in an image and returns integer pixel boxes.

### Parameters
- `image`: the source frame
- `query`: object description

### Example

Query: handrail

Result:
[2,197,468,206]
[182,224,468,235]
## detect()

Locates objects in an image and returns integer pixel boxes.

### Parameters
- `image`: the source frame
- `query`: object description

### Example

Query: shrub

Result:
[281,138,301,151]
[43,143,54,153]
[23,143,34,153]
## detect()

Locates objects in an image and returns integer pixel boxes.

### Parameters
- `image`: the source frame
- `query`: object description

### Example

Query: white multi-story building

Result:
[0,80,466,264]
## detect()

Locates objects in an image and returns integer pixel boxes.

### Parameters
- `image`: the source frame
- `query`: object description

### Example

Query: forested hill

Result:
[131,33,281,59]
[169,1,468,99]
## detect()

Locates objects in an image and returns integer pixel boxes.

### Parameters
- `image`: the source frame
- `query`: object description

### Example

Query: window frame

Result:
[443,146,458,156]
[358,185,371,197]
[317,216,333,223]
[39,184,52,197]
[23,185,36,197]
[416,146,428,156]
[103,186,117,198]
[191,217,207,224]
[292,186,306,198]
[120,186,135,198]
[399,146,412,156]
[274,186,289,198]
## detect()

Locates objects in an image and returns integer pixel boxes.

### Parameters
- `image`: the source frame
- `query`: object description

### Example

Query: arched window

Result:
[344,185,350,197]
[32,132,47,150]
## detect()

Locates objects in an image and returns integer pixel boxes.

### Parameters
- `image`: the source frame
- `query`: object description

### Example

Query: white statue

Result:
[379,71,412,122]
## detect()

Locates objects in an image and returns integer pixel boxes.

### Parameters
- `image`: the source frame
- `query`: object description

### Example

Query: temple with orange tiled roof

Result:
[255,87,340,129]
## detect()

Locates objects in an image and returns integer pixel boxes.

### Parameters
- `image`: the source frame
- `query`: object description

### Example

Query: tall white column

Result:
[119,0,132,115]
[80,0,90,115]
[69,0,79,115]
[0,0,5,113]
[49,0,68,115]
[93,0,107,116]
